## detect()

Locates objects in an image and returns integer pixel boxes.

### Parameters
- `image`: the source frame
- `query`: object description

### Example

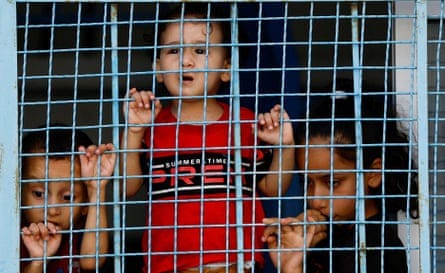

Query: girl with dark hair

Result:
[262,94,417,273]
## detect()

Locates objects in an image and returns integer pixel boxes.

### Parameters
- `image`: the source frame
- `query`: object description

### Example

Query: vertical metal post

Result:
[415,1,431,273]
[0,1,19,273]
[110,4,122,273]
[350,3,367,273]
[230,3,245,272]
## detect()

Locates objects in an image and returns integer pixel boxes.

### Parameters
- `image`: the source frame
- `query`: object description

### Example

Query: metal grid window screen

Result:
[1,1,443,273]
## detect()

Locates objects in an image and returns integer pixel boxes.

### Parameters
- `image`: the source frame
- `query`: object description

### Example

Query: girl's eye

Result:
[195,48,206,54]
[328,179,340,188]
[32,190,45,199]
[62,194,74,202]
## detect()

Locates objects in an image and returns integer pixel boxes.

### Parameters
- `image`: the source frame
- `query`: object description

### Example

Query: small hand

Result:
[262,215,320,273]
[21,222,62,259]
[294,209,328,247]
[256,104,294,145]
[79,143,116,191]
[123,88,162,134]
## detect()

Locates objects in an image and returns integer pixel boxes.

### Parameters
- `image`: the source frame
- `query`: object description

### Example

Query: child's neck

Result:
[170,99,223,122]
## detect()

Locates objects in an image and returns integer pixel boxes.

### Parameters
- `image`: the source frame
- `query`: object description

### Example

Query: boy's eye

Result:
[32,190,45,199]
[167,48,178,54]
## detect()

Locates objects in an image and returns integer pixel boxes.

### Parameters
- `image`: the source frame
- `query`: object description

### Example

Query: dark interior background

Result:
[16,2,393,272]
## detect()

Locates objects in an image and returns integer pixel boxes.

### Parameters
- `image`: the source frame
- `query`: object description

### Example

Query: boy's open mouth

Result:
[182,75,194,82]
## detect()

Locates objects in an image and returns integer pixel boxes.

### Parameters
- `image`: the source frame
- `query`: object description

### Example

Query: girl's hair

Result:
[296,93,418,218]
[155,3,232,58]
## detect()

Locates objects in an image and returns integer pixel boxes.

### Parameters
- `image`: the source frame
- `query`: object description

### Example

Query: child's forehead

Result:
[26,155,80,164]
[25,180,84,190]
[161,19,223,40]
[23,156,81,178]
[296,143,355,168]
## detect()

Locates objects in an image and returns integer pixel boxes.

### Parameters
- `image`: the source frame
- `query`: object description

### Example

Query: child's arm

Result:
[120,88,162,197]
[78,143,116,270]
[256,104,295,196]
[21,222,62,273]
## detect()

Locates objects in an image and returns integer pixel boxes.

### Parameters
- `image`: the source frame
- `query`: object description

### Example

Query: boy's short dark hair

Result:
[146,3,232,59]
[22,124,93,158]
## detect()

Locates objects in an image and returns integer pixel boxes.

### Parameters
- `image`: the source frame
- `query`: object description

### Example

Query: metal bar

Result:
[229,3,245,273]
[110,3,122,273]
[350,3,367,273]
[0,0,19,272]
[415,1,431,273]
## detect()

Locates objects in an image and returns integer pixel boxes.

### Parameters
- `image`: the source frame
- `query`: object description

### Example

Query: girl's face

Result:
[156,19,230,99]
[296,136,381,222]
[21,157,87,230]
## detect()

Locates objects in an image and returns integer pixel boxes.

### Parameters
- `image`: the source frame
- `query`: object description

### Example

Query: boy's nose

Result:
[47,199,61,216]
[181,49,194,67]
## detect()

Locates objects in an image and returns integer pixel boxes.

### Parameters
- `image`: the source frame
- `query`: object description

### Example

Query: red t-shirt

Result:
[141,102,269,273]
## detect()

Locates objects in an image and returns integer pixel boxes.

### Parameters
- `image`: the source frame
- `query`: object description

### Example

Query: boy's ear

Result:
[220,60,231,83]
[366,158,382,189]
[154,59,163,83]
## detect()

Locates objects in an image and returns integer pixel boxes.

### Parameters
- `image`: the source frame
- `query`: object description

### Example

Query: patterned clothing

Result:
[141,102,270,273]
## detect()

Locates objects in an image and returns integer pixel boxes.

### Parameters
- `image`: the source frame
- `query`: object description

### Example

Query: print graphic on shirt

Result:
[148,152,269,198]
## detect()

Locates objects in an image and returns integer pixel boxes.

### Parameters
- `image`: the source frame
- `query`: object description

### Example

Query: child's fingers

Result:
[263,217,280,225]
[127,88,144,108]
[85,145,98,157]
[270,105,284,124]
[25,223,45,240]
[262,217,279,242]
[279,108,290,120]
[270,104,291,124]
[296,209,326,222]
[37,223,50,240]
[27,223,40,236]
[272,104,282,112]
[46,222,58,234]
[21,226,32,236]
[280,217,300,225]
[306,224,317,244]
[128,89,156,109]
[259,113,275,129]
[138,91,155,109]
[78,145,86,153]
[78,145,97,159]
[154,98,162,111]
[126,87,137,98]
[105,143,115,150]
[305,215,327,246]
[95,143,110,155]
[312,228,327,245]
[262,226,278,243]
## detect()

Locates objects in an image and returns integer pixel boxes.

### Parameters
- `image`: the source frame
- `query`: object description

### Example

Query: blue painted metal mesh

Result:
[1,1,439,273]
[427,2,445,272]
